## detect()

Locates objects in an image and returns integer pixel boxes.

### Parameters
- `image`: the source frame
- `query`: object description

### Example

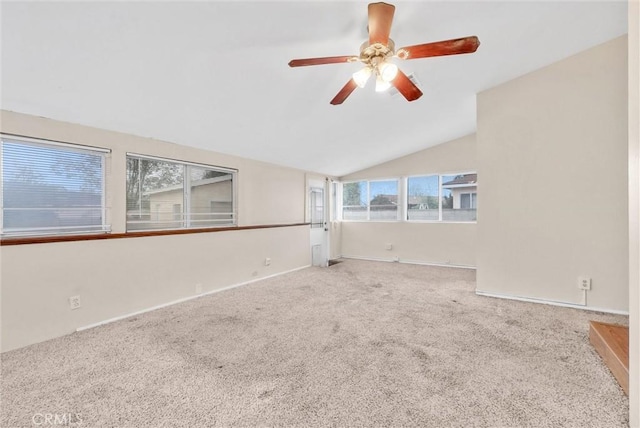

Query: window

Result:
[1,134,109,237]
[126,154,236,231]
[342,179,399,221]
[460,193,477,210]
[310,187,324,228]
[406,172,477,222]
[441,173,477,221]
[342,181,367,220]
[407,175,439,221]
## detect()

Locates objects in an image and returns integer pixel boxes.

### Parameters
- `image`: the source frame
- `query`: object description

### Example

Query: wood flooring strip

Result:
[589,321,629,395]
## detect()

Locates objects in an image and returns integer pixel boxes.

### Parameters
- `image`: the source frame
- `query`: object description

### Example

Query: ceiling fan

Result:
[288,2,480,105]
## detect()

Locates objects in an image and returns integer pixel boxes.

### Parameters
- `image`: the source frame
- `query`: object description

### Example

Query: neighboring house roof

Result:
[144,175,232,196]
[442,174,477,188]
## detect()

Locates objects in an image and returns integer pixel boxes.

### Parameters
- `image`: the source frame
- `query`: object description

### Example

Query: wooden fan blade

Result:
[396,36,480,60]
[391,69,423,102]
[330,79,358,105]
[288,56,357,67]
[368,2,395,46]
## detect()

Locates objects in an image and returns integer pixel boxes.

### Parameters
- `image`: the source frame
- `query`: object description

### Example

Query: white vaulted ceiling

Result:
[0,1,628,176]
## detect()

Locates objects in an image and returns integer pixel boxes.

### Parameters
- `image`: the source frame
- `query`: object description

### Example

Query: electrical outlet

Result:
[69,295,81,310]
[578,277,591,290]
[264,258,271,266]
[195,283,202,294]
[385,243,393,250]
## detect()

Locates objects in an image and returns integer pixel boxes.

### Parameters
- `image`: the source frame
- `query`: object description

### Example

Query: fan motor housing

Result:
[359,39,395,67]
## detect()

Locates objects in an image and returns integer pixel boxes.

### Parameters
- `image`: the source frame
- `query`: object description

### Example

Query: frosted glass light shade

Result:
[379,62,398,83]
[352,67,372,88]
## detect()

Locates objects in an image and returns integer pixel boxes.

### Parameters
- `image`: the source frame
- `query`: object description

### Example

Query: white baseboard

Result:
[77,265,311,332]
[339,255,476,270]
[475,290,629,316]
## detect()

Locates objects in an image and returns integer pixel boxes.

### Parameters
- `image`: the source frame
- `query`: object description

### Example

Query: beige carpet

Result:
[0,259,629,427]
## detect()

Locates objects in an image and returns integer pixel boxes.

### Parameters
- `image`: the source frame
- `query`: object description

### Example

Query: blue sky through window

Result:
[369,180,397,203]
[408,175,438,197]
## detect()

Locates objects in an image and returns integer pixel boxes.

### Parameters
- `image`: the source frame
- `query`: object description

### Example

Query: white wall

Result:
[476,36,628,312]
[340,222,475,266]
[628,2,639,425]
[0,110,311,351]
[339,134,476,267]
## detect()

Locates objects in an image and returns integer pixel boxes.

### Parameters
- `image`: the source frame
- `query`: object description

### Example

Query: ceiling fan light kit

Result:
[288,2,480,105]
[352,67,372,88]
[375,75,392,92]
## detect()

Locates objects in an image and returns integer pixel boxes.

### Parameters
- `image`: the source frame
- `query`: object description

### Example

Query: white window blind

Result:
[1,135,110,237]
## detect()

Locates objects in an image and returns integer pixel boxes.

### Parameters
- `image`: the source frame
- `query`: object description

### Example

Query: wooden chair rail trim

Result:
[0,223,311,246]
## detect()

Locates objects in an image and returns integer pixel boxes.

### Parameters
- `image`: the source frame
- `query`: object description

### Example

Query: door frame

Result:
[307,177,330,267]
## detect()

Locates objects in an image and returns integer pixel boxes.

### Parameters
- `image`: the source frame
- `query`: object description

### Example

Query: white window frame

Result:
[1,133,111,238]
[337,172,477,224]
[340,178,402,222]
[406,171,477,223]
[405,174,441,222]
[126,153,237,231]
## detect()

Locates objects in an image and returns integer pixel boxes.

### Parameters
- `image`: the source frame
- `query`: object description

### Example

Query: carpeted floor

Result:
[0,259,629,427]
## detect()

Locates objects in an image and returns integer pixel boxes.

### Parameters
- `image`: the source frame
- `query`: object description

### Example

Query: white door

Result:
[309,179,329,267]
